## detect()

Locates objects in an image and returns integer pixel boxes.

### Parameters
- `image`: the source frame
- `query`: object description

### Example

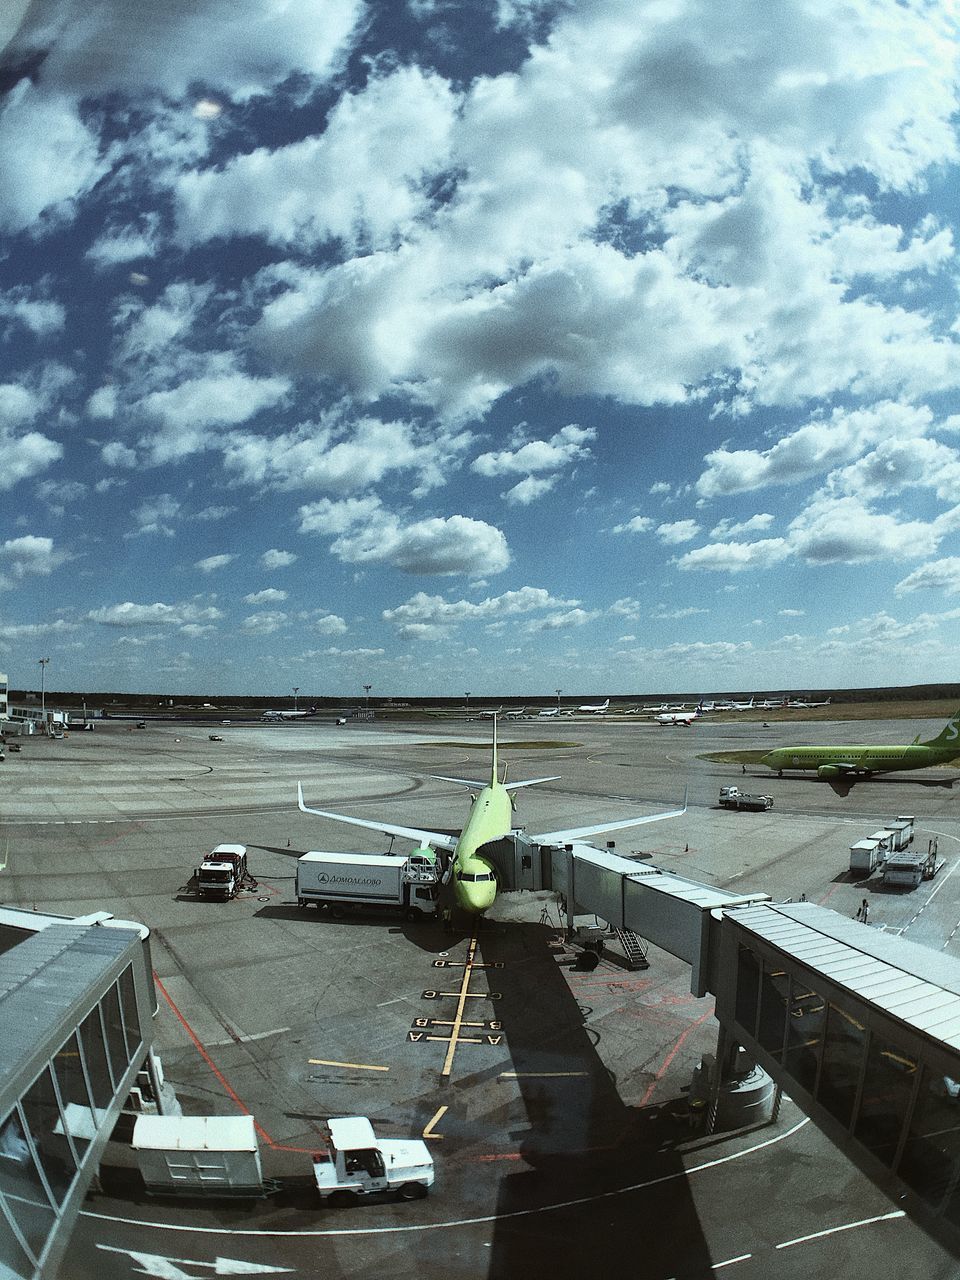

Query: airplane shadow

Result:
[462,920,715,1277]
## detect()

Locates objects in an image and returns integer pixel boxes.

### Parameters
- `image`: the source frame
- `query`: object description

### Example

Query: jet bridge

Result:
[487,831,960,1243]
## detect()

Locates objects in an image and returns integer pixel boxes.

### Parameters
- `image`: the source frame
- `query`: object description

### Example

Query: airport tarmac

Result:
[3,712,960,1279]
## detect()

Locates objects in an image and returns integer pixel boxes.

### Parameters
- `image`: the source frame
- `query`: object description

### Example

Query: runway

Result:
[3,713,959,1278]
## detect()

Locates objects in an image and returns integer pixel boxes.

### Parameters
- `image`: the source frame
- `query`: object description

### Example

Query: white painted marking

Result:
[376,998,405,1007]
[96,1245,293,1275]
[82,1117,811,1238]
[712,1255,753,1270]
[205,1028,290,1047]
[775,1208,905,1249]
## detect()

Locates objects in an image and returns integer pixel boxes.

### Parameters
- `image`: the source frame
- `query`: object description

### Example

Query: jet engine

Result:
[817,764,843,779]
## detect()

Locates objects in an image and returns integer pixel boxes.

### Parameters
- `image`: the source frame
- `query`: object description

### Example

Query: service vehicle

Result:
[313,1116,434,1206]
[196,844,251,900]
[296,850,438,919]
[208,734,224,741]
[849,838,884,875]
[718,786,774,812]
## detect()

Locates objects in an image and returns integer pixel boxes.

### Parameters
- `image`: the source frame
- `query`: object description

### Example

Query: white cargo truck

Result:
[296,851,438,919]
[886,819,913,851]
[313,1116,434,1206]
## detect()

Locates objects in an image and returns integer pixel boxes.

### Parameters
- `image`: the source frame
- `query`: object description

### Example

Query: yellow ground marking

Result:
[499,1071,589,1079]
[441,929,479,1079]
[422,1105,448,1141]
[308,1059,389,1072]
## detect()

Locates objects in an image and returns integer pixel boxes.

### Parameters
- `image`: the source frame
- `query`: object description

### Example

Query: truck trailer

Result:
[719,786,774,812]
[296,851,438,919]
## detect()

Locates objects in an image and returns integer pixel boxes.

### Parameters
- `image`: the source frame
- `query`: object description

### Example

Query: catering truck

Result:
[313,1116,434,1205]
[196,844,252,900]
[296,850,438,919]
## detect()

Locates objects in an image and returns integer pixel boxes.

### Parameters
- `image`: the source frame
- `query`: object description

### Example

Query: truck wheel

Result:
[405,907,420,922]
[327,1190,356,1208]
[398,1182,427,1201]
[330,904,345,919]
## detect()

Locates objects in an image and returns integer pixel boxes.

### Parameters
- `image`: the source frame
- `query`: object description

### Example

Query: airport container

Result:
[132,1115,263,1196]
[869,830,896,854]
[850,839,882,875]
[895,815,916,844]
[885,820,912,851]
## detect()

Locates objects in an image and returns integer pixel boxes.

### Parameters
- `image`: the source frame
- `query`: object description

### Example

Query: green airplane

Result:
[760,707,960,779]
[298,717,685,915]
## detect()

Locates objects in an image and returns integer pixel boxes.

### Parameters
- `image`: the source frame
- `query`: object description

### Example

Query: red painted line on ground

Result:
[639,1005,716,1107]
[153,971,323,1155]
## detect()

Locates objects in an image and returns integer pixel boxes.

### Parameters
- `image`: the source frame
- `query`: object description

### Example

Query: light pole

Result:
[39,658,50,728]
[292,686,299,712]
[363,685,372,717]
[556,688,562,711]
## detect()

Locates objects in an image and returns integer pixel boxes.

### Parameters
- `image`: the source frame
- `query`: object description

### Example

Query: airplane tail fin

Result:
[491,713,499,787]
[922,708,960,747]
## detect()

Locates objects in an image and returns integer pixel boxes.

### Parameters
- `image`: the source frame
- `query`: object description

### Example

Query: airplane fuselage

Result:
[449,783,514,913]
[761,742,959,777]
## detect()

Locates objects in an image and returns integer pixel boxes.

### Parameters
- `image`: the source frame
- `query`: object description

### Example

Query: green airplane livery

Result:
[760,707,960,779]
[298,717,685,915]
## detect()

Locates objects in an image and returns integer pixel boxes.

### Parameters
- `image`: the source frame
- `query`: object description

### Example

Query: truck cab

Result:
[196,844,248,899]
[313,1116,434,1206]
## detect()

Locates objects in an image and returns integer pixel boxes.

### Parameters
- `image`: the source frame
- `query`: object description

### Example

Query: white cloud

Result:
[130,493,180,537]
[382,586,578,635]
[87,216,161,267]
[194,554,234,573]
[677,538,791,573]
[243,588,288,605]
[894,559,960,597]
[0,535,69,590]
[472,423,595,477]
[0,82,112,235]
[696,403,933,498]
[175,66,457,252]
[222,413,470,495]
[709,513,774,539]
[307,612,348,636]
[787,495,939,564]
[525,608,598,632]
[299,497,510,576]
[778,608,805,617]
[87,601,222,628]
[657,519,700,545]
[241,611,287,635]
[8,0,362,103]
[0,430,62,491]
[503,475,556,505]
[261,549,297,570]
[612,516,653,534]
[0,286,65,337]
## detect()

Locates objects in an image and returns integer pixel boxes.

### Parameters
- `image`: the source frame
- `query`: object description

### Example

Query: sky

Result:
[1,0,960,698]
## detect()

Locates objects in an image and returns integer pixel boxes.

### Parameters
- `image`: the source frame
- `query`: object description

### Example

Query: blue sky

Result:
[2,0,960,697]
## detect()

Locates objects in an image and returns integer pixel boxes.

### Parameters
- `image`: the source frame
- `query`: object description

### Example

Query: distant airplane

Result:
[655,707,701,726]
[474,706,502,719]
[761,707,960,779]
[262,706,318,721]
[731,697,755,712]
[503,706,527,720]
[298,717,685,916]
[787,697,832,709]
[577,698,610,714]
[537,707,560,718]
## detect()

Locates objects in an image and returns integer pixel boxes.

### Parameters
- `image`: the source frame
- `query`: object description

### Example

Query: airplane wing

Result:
[532,790,687,845]
[297,783,459,851]
[428,772,560,792]
[505,775,561,792]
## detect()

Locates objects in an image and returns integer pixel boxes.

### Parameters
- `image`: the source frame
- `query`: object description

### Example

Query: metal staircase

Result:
[616,928,649,970]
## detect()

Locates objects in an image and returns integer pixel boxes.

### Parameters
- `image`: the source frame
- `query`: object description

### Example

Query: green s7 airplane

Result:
[760,707,960,779]
[298,718,685,915]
